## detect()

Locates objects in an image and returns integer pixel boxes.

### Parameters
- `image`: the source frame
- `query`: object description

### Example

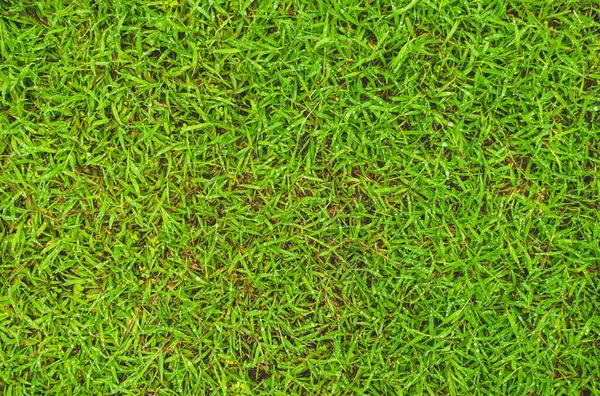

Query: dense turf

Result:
[1,0,599,394]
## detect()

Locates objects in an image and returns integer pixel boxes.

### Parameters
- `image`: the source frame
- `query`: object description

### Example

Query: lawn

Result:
[1,0,599,394]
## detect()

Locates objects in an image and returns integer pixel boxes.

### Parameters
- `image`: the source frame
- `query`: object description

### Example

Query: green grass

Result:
[1,0,599,394]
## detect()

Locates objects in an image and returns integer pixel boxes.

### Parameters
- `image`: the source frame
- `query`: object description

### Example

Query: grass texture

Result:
[1,0,600,394]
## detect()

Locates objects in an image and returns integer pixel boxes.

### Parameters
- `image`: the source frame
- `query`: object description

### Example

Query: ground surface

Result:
[1,0,599,394]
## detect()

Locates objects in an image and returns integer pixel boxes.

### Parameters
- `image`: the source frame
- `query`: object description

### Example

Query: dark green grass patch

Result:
[1,0,599,394]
